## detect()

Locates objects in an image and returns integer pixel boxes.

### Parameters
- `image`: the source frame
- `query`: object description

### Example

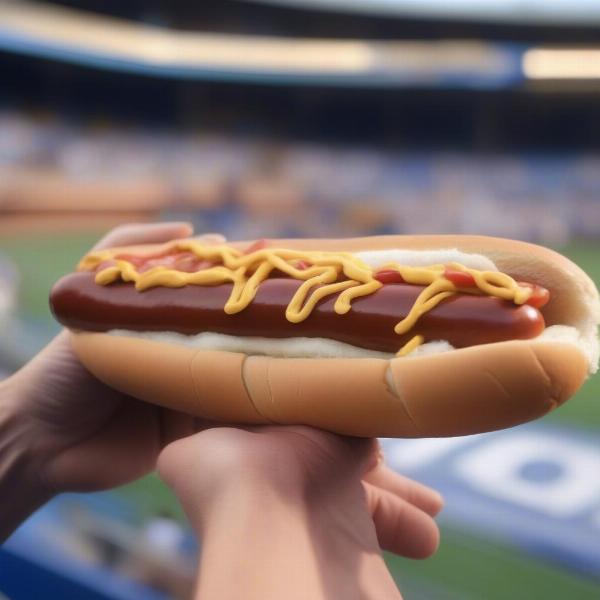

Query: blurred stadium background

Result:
[1,1,600,598]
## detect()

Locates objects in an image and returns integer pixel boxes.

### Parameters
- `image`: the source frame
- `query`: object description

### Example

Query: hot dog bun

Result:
[65,235,599,438]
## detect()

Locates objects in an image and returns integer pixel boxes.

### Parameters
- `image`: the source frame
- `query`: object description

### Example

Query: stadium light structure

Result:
[524,49,600,80]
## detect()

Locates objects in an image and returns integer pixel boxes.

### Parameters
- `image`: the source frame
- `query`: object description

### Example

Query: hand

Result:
[0,223,220,539]
[158,426,443,600]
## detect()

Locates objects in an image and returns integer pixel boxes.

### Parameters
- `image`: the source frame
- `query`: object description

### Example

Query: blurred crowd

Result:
[1,110,599,244]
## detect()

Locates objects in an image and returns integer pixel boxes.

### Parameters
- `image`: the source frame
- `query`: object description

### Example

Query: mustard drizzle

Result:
[79,241,533,357]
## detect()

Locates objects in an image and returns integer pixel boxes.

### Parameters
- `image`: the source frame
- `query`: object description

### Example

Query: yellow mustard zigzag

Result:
[79,241,532,356]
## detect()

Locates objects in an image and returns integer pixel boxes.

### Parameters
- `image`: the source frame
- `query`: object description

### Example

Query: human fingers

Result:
[92,221,202,251]
[43,398,160,492]
[156,408,216,449]
[363,464,444,517]
[363,481,440,559]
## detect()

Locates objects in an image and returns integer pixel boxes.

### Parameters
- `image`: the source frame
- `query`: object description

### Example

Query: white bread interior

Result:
[104,324,578,362]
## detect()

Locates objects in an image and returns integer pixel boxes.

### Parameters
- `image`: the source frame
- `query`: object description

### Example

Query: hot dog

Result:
[50,234,600,437]
[51,273,546,353]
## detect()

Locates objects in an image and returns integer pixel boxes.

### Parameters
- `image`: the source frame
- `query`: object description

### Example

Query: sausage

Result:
[50,271,545,353]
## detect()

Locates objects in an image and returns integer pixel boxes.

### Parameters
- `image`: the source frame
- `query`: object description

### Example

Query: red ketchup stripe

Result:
[518,282,550,308]
[111,251,214,274]
[443,267,550,308]
[374,269,404,284]
[244,239,269,254]
[443,268,476,288]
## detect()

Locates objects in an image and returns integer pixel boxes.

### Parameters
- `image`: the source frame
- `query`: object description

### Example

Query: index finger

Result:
[92,222,196,251]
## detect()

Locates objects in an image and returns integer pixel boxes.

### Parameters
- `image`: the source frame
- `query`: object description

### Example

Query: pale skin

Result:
[158,426,442,600]
[0,222,443,598]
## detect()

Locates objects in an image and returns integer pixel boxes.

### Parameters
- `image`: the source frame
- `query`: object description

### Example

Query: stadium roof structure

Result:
[1,1,599,88]
[242,0,600,25]
[0,1,521,87]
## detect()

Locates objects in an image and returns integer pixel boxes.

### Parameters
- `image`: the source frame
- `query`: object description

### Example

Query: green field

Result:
[2,231,599,599]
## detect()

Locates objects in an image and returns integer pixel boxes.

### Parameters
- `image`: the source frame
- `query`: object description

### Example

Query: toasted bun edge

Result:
[70,331,589,438]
